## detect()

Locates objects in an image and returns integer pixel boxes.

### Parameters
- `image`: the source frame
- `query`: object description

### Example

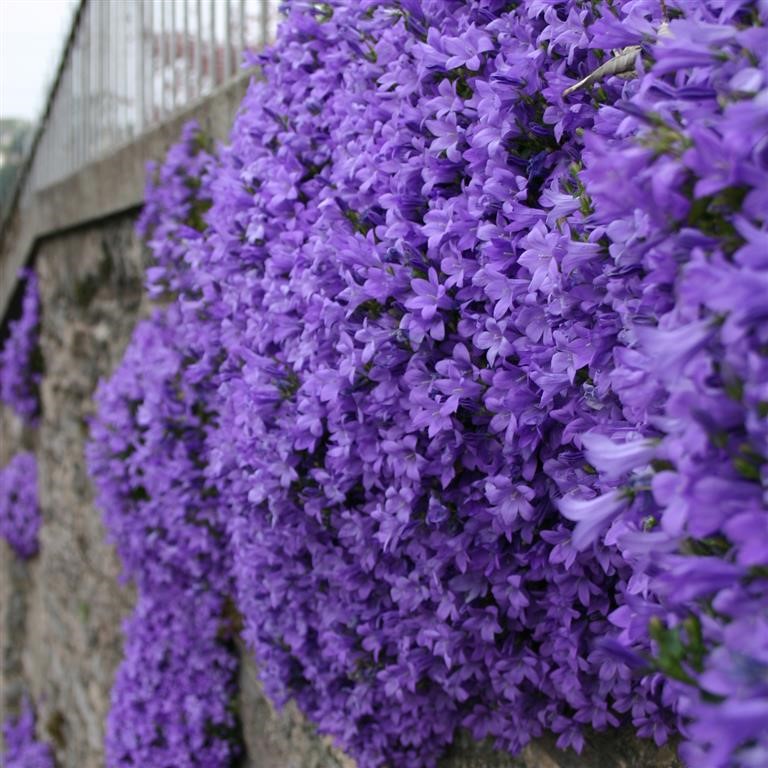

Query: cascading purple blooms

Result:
[0,269,41,424]
[104,587,240,768]
[87,301,242,767]
[86,306,241,767]
[87,308,227,595]
[86,0,768,766]
[87,122,242,767]
[202,0,679,761]
[1,698,55,768]
[561,9,768,765]
[0,452,41,559]
[136,120,216,299]
[203,6,647,759]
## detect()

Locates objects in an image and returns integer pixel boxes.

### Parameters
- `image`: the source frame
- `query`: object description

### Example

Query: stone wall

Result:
[1,216,146,767]
[0,213,681,768]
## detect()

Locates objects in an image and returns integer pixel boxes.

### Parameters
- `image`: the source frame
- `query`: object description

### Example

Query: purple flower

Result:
[633,321,714,384]
[443,25,494,71]
[2,698,54,768]
[580,433,657,479]
[558,491,628,550]
[652,556,745,604]
[0,452,40,559]
[474,318,513,366]
[405,268,454,322]
[0,270,41,424]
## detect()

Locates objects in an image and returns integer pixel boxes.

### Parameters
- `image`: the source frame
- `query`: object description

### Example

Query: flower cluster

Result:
[565,8,768,765]
[0,451,40,559]
[199,1,678,762]
[88,0,767,766]
[87,307,241,767]
[105,589,240,768]
[1,698,55,768]
[0,269,41,424]
[136,121,216,299]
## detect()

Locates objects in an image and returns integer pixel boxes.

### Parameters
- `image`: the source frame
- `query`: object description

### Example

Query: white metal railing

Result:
[20,0,280,206]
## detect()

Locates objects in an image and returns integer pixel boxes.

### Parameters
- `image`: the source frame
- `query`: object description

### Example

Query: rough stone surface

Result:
[0,216,146,767]
[0,212,682,768]
[439,729,681,768]
[0,546,33,719]
[238,646,356,768]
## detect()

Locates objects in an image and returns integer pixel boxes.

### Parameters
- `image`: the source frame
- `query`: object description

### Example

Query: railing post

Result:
[238,0,245,72]
[195,0,202,99]
[261,0,270,49]
[137,0,145,135]
[209,0,216,90]
[171,0,178,112]
[224,0,232,81]
[160,0,168,118]
[97,0,104,155]
[183,0,190,105]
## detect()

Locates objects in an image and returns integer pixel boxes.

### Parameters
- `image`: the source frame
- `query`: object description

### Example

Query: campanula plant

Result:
[0,452,40,559]
[1,698,54,768]
[87,1,768,766]
[0,270,41,424]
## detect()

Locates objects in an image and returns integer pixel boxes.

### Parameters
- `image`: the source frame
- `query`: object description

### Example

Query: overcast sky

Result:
[0,0,78,122]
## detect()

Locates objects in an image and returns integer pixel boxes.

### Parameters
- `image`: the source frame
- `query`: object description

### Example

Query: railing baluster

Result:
[224,0,232,81]
[96,0,104,156]
[238,0,245,71]
[209,0,216,90]
[112,0,120,145]
[261,0,270,48]
[81,3,89,169]
[137,0,145,134]
[160,0,168,118]
[195,0,202,99]
[105,0,112,152]
[171,0,177,112]
[183,0,190,105]
[63,52,71,178]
